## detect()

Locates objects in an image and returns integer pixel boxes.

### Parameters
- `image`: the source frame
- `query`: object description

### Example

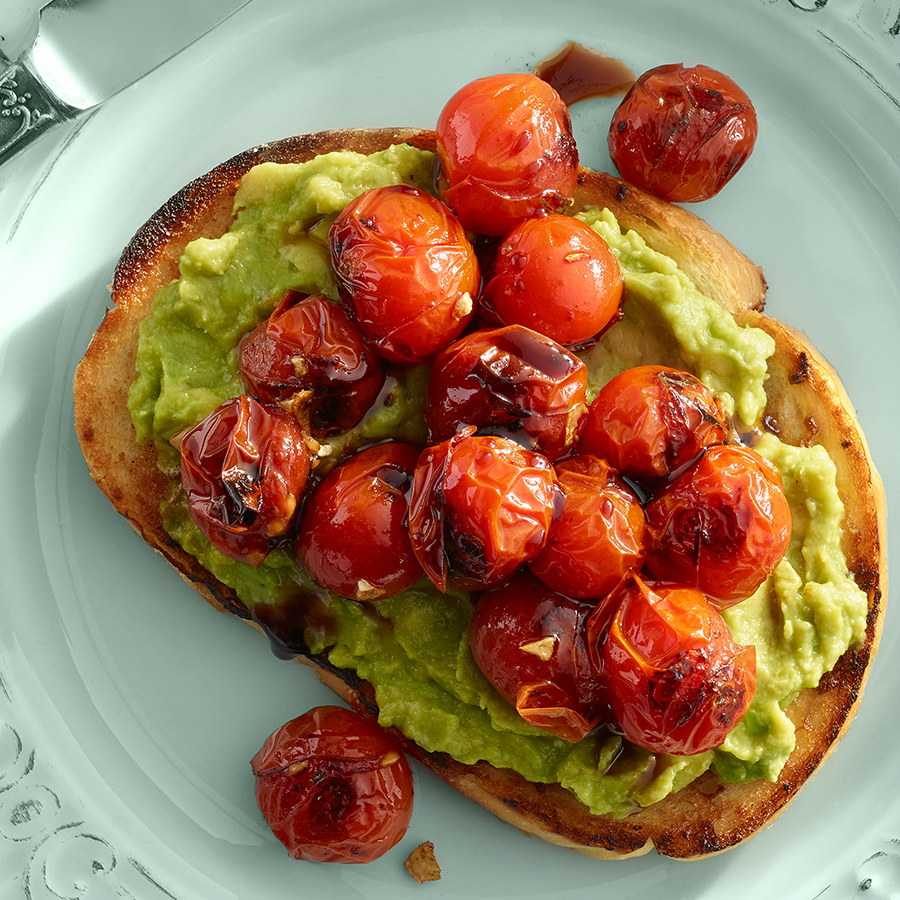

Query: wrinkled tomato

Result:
[480,214,623,347]
[407,427,562,592]
[424,324,588,461]
[470,571,608,742]
[436,73,579,235]
[644,443,792,607]
[329,184,479,365]
[608,63,758,203]
[529,455,648,600]
[251,706,413,864]
[296,442,423,601]
[180,395,311,566]
[239,292,383,436]
[590,575,756,756]
[580,365,729,487]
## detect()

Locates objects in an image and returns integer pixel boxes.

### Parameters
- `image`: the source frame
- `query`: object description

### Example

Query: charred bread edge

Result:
[73,127,886,861]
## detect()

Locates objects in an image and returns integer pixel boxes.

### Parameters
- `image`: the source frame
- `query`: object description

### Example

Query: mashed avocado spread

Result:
[128,145,868,817]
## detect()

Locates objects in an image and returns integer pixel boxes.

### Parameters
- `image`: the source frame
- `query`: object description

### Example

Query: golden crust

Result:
[73,128,885,860]
[571,168,768,316]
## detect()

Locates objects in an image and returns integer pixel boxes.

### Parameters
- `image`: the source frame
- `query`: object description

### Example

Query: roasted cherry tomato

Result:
[529,455,648,600]
[239,292,383,436]
[424,324,588,461]
[408,427,562,592]
[589,575,756,756]
[436,73,579,236]
[644,443,791,607]
[329,185,479,364]
[180,395,311,566]
[580,365,729,487]
[608,63,758,203]
[251,706,414,864]
[296,443,423,601]
[480,214,623,347]
[470,571,608,742]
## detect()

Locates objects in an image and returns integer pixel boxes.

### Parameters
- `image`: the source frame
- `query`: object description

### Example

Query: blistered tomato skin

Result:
[238,292,383,437]
[436,73,579,236]
[251,706,414,864]
[470,571,608,742]
[424,324,588,461]
[296,443,423,602]
[180,395,311,567]
[408,427,562,592]
[480,214,623,347]
[580,365,729,487]
[644,444,792,607]
[529,455,648,600]
[608,63,758,203]
[593,576,756,756]
[329,185,479,365]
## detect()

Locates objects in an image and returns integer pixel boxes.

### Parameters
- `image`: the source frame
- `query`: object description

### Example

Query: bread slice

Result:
[73,128,886,860]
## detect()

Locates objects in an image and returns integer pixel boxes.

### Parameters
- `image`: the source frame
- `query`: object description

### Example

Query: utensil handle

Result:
[0,58,73,166]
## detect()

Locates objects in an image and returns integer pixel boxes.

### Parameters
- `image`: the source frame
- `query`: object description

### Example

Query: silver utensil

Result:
[0,0,252,166]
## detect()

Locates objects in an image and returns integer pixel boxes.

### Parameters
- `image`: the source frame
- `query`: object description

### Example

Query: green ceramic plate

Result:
[1,0,897,896]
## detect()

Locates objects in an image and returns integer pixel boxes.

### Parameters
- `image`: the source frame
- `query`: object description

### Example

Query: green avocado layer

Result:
[130,145,867,817]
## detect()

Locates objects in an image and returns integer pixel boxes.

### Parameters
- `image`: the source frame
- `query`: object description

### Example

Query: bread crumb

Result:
[404,841,441,883]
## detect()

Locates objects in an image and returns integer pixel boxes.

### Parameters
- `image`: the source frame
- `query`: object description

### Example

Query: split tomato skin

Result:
[329,184,479,364]
[296,442,423,602]
[180,395,311,566]
[407,428,562,592]
[644,443,792,607]
[580,365,729,487]
[436,73,579,236]
[529,455,649,600]
[480,214,623,347]
[238,292,383,437]
[251,706,414,864]
[592,576,756,756]
[608,63,758,203]
[469,571,608,742]
[424,324,589,461]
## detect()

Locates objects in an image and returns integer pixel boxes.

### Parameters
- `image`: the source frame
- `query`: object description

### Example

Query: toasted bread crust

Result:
[73,128,886,859]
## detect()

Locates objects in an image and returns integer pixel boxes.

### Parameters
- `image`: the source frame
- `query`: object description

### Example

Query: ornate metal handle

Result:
[0,59,73,165]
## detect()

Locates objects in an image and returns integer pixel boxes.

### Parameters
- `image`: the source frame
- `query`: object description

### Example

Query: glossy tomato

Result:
[480,214,623,346]
[529,455,648,600]
[239,291,383,436]
[407,427,562,592]
[470,571,608,742]
[296,442,422,601]
[590,575,756,756]
[180,395,311,566]
[644,444,792,607]
[329,185,479,365]
[580,365,729,487]
[608,63,758,203]
[424,324,588,461]
[436,73,579,235]
[251,706,413,863]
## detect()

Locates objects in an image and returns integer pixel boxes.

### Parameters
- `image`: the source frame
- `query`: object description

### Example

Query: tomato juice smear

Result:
[137,146,868,815]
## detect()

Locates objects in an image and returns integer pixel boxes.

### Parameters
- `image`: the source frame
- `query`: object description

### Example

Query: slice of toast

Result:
[73,128,886,859]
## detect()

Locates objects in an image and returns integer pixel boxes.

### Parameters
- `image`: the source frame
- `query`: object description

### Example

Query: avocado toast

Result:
[73,127,886,859]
